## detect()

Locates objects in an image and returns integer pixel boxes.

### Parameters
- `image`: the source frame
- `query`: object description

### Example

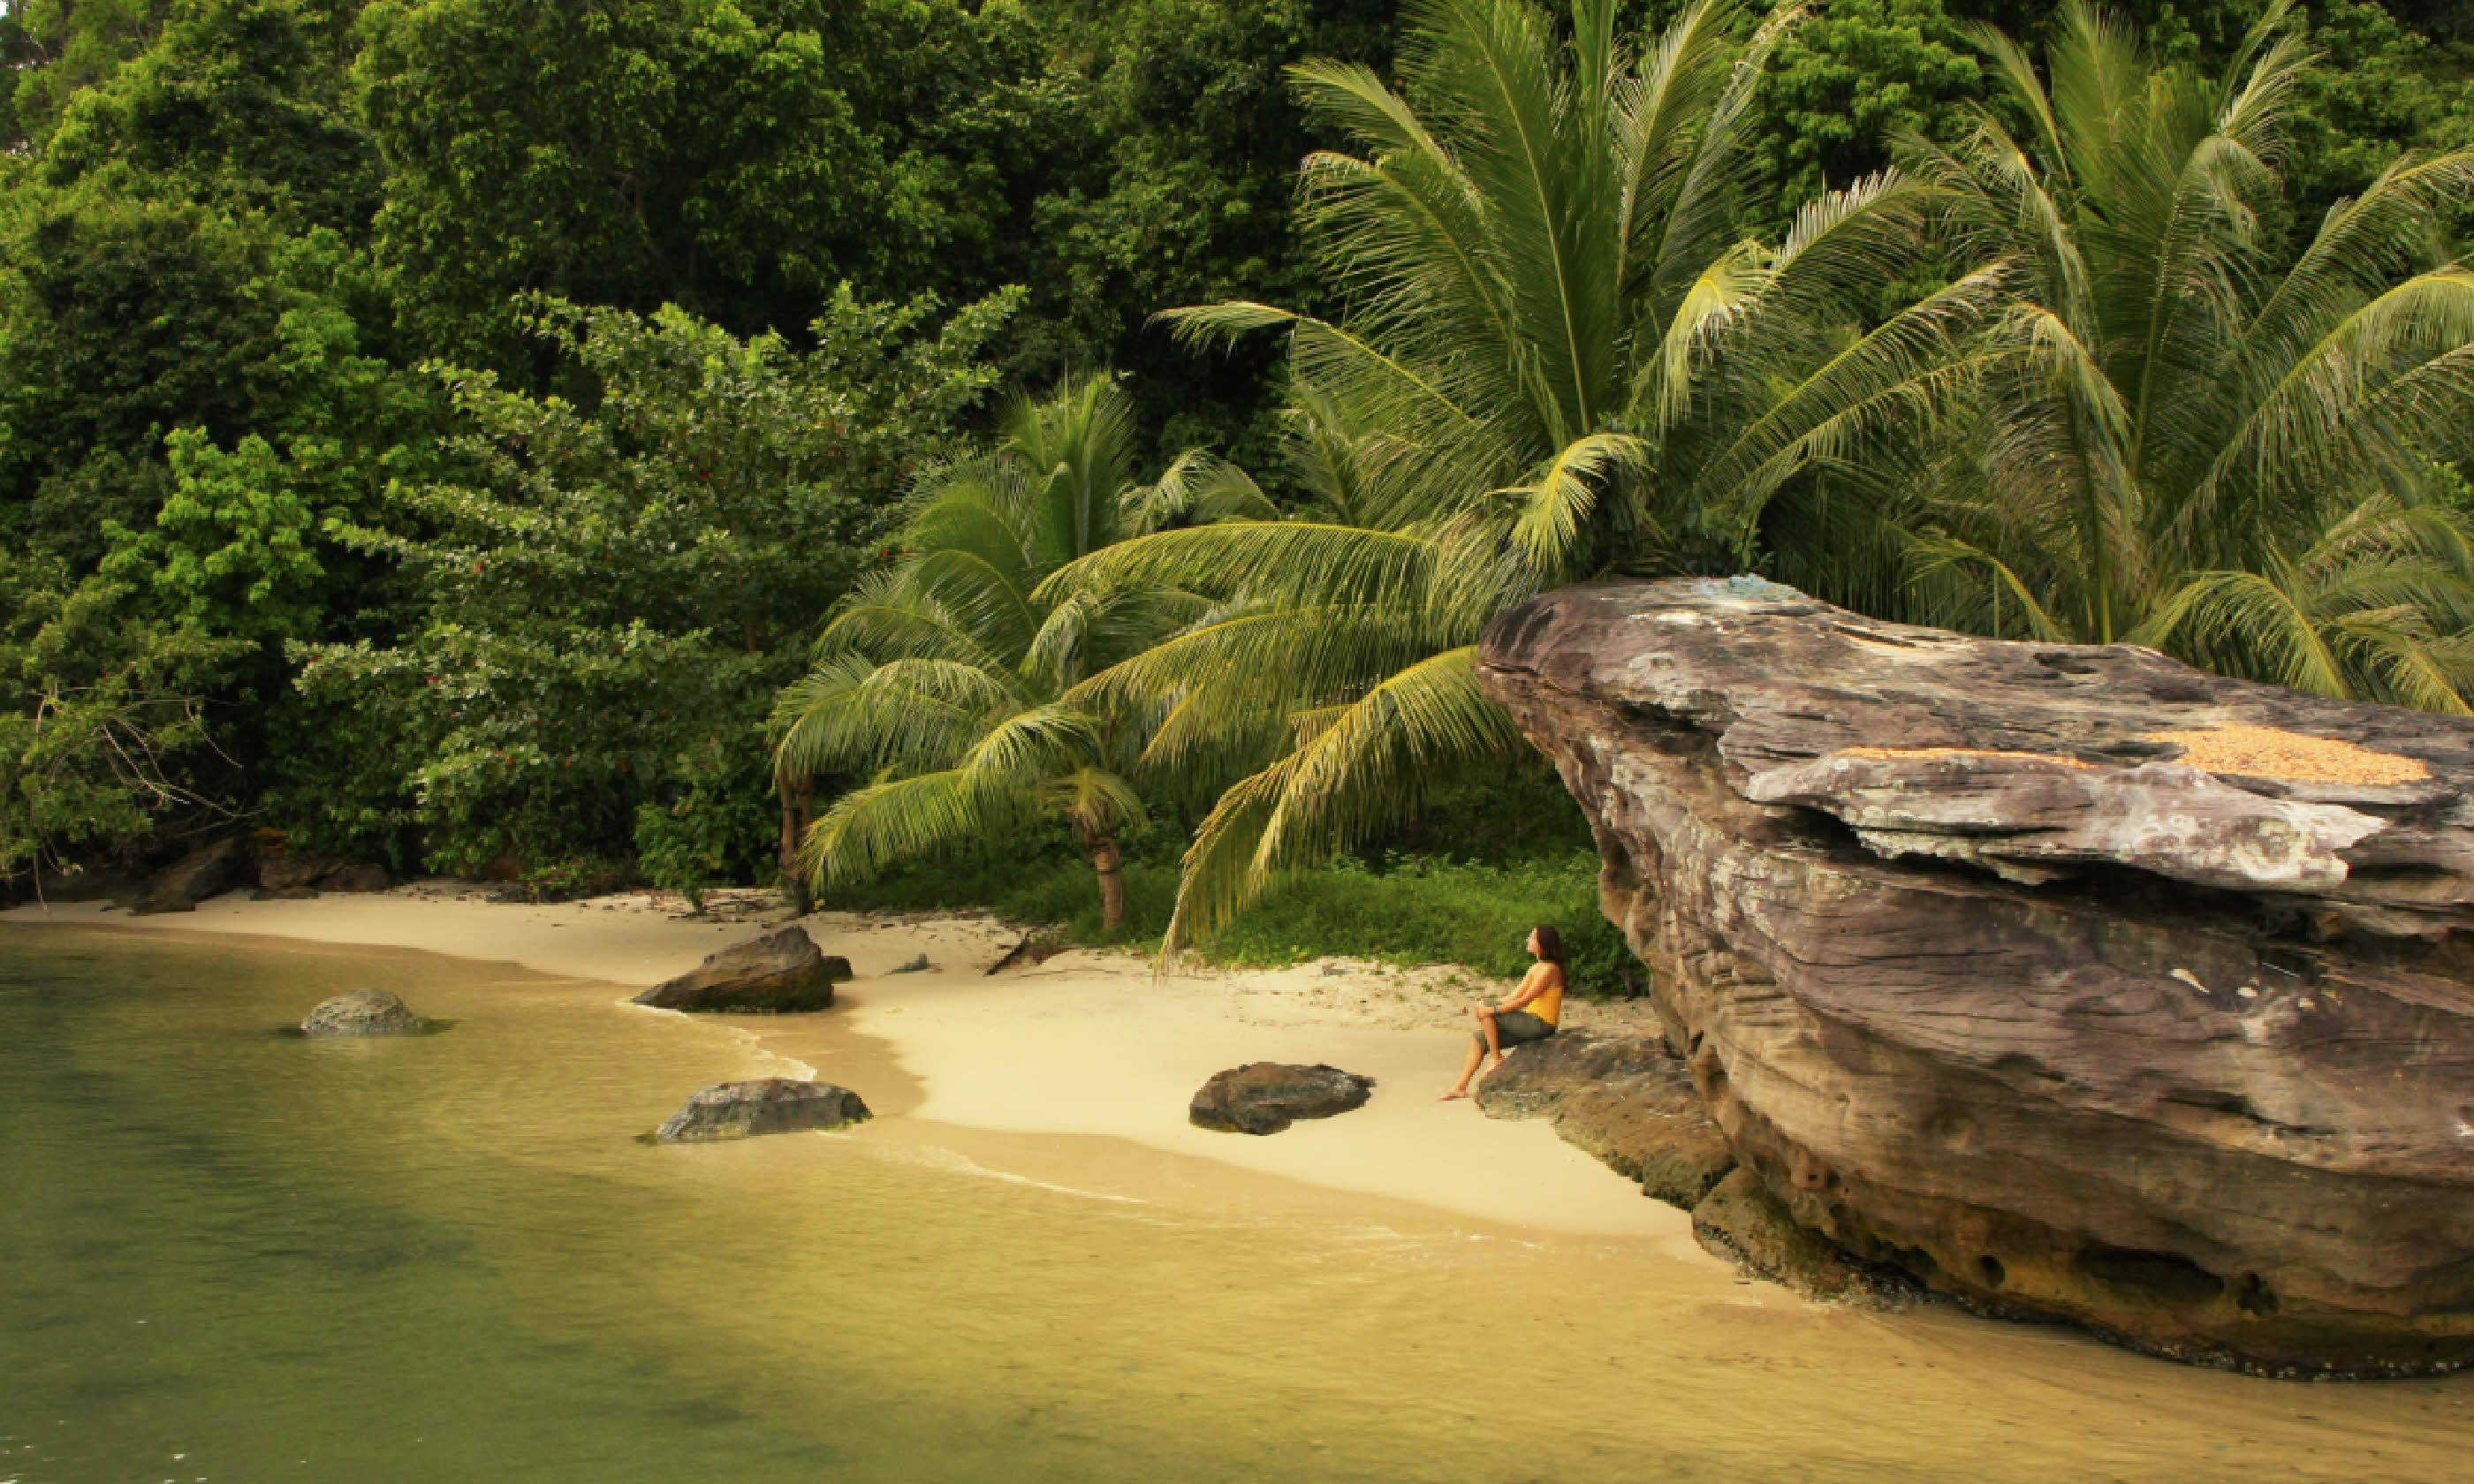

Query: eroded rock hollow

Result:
[1476,577,2474,1376]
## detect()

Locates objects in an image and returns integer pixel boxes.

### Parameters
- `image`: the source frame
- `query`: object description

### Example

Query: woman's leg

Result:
[1481,1007,1506,1068]
[1439,1034,1487,1100]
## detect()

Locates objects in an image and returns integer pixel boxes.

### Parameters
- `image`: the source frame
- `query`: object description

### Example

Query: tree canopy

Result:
[11,0,2474,917]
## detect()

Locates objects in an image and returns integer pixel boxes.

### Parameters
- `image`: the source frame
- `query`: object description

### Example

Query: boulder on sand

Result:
[302,988,431,1037]
[1188,1063,1375,1134]
[1472,1026,1672,1117]
[315,862,391,893]
[257,843,393,896]
[1479,575,2474,1375]
[630,926,851,1012]
[654,1079,871,1143]
[128,836,252,915]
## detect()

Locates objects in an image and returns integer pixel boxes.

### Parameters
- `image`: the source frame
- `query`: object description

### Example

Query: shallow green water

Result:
[5,926,2471,1483]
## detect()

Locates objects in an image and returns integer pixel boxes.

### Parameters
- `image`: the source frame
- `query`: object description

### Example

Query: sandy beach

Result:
[1,887,1689,1241]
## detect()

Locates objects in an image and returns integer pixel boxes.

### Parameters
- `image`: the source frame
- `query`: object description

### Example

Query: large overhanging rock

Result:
[1476,576,2474,1377]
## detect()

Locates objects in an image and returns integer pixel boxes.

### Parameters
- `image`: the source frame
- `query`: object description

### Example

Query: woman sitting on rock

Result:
[1439,926,1566,1100]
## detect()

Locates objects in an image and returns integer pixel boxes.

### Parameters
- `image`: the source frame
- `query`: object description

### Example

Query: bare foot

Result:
[1438,1088,1470,1101]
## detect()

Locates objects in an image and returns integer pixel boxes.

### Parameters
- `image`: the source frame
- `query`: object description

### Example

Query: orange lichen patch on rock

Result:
[1837,746,2094,770]
[2143,726,2429,785]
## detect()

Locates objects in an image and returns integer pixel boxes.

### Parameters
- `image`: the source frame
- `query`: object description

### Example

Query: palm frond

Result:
[1163,647,1523,953]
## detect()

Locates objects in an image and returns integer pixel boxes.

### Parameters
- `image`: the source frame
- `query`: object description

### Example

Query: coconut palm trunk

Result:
[1088,831,1128,932]
[777,773,815,914]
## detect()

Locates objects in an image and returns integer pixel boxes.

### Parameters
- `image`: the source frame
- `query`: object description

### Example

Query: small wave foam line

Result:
[2143,726,2429,785]
[714,1020,817,1081]
[892,1145,1147,1205]
[1837,746,2092,769]
[619,1000,817,1079]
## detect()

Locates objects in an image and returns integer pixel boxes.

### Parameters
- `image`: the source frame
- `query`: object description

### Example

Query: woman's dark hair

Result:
[1531,924,1566,969]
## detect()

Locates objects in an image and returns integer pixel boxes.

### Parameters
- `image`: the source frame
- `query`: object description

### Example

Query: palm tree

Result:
[1866,0,2474,709]
[1038,0,1998,954]
[770,378,1272,930]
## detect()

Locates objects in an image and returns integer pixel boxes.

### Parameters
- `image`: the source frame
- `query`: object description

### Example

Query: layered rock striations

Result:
[1476,577,2474,1376]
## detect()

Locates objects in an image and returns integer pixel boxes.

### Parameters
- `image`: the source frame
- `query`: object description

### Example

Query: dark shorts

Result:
[1476,1010,1556,1049]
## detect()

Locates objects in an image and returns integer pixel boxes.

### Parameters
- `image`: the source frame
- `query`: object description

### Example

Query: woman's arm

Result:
[1489,965,1550,1013]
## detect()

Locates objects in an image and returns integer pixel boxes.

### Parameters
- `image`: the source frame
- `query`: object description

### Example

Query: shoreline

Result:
[1,889,1689,1239]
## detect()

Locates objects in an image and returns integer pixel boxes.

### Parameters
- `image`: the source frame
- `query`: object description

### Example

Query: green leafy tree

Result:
[1,0,174,148]
[354,0,1029,353]
[1756,0,1982,226]
[1040,0,1995,951]
[0,0,427,871]
[2286,0,2474,223]
[0,188,414,564]
[36,0,379,231]
[1874,0,2474,708]
[1013,0,1399,466]
[0,0,410,583]
[773,377,1272,929]
[297,287,1018,880]
[98,426,353,645]
[0,558,246,884]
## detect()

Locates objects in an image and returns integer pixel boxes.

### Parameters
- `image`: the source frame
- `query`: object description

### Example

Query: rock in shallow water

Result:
[655,1079,871,1142]
[302,988,430,1037]
[1189,1063,1375,1134]
[1478,577,2474,1376]
[630,926,851,1012]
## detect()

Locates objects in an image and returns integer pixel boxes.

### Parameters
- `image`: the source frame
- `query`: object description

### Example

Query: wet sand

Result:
[0,890,1674,1234]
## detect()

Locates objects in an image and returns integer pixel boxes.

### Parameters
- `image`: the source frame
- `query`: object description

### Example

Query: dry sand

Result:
[2,886,1685,1241]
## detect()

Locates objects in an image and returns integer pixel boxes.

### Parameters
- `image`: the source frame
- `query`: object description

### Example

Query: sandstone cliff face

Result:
[1476,577,2474,1376]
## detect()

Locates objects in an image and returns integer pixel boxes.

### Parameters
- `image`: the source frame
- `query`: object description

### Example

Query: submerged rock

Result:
[302,988,430,1037]
[654,1079,871,1143]
[630,927,851,1012]
[1189,1063,1375,1134]
[1478,576,2474,1376]
[128,837,252,915]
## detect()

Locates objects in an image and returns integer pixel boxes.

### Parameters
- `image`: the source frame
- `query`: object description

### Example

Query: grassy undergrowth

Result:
[829,845,1638,992]
[1202,853,1635,987]
[822,758,1643,993]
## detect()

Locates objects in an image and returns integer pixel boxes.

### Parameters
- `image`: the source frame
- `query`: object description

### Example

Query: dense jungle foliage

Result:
[8,0,2474,973]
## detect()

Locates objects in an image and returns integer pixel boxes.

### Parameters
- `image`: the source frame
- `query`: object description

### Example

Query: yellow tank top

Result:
[1527,968,1566,1026]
